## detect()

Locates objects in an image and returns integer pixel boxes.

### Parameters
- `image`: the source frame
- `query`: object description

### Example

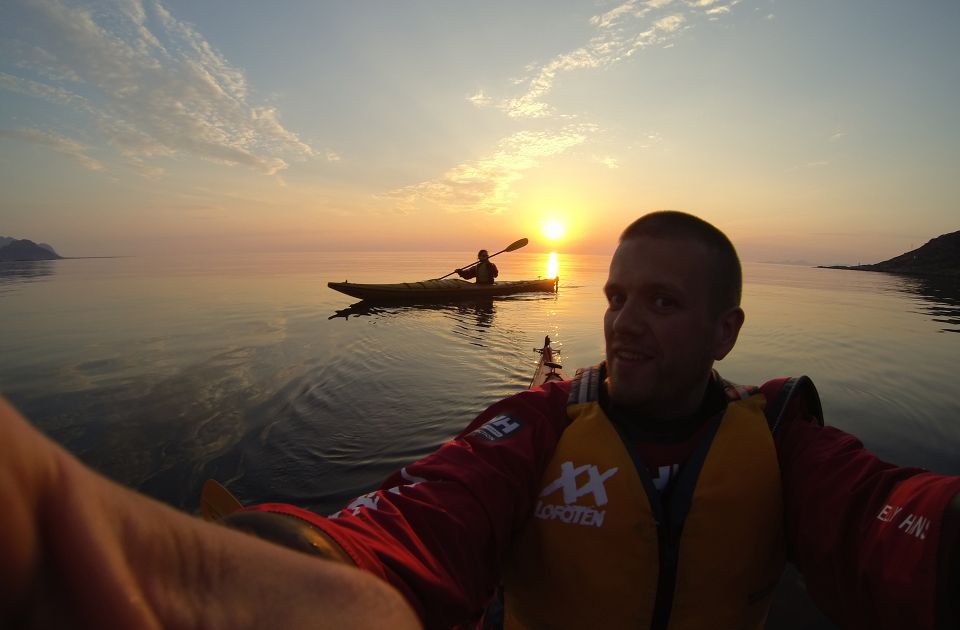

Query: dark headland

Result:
[0,237,62,261]
[819,230,960,278]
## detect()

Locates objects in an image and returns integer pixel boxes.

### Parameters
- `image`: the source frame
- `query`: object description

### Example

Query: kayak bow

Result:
[530,335,566,389]
[200,479,242,522]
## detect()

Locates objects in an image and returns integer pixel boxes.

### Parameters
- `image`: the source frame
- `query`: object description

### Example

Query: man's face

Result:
[603,235,741,417]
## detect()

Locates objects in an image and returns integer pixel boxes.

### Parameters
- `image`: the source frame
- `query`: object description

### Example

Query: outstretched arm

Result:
[0,396,419,629]
[778,415,960,629]
[938,492,960,628]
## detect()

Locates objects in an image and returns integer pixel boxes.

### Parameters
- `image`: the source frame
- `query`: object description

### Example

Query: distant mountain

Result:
[0,238,63,261]
[821,230,960,278]
[763,259,814,266]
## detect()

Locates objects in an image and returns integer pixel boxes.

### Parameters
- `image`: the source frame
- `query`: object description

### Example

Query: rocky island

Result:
[0,237,63,261]
[820,230,960,278]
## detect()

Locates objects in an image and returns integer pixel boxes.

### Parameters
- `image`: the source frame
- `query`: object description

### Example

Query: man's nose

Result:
[612,297,648,335]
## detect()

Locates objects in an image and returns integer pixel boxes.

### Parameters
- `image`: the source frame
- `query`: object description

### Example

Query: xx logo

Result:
[539,461,618,506]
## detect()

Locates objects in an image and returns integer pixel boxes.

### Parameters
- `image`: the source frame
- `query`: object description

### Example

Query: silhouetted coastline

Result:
[819,229,960,278]
[0,238,62,262]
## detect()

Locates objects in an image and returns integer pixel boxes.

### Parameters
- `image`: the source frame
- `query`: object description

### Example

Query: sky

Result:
[0,0,957,263]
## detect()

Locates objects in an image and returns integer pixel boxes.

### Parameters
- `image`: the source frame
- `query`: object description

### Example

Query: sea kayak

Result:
[327,277,558,302]
[530,335,566,389]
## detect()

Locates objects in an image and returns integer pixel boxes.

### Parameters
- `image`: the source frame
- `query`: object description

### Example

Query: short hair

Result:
[478,249,489,258]
[619,211,742,312]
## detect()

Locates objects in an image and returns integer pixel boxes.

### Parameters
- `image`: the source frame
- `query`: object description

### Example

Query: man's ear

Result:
[713,306,744,361]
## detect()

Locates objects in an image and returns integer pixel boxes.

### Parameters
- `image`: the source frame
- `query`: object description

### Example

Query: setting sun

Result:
[543,220,565,241]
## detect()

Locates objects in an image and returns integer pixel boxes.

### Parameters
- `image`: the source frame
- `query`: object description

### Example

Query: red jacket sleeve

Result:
[778,415,960,629]
[253,381,572,629]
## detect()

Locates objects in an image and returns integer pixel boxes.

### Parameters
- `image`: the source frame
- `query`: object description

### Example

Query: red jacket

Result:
[250,377,960,629]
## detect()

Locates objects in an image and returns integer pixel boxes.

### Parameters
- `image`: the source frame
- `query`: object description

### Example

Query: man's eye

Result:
[653,295,677,310]
[607,293,625,309]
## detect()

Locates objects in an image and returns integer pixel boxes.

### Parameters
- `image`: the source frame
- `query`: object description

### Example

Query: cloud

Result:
[704,0,742,18]
[590,1,643,30]
[404,0,738,215]
[473,0,738,120]
[467,89,492,107]
[0,72,93,109]
[596,155,621,169]
[636,131,664,149]
[383,125,595,214]
[0,128,104,170]
[0,0,315,175]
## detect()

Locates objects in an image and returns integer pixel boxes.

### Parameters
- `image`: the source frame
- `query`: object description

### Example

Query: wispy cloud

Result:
[383,126,595,214]
[688,0,743,15]
[469,0,737,120]
[636,131,664,149]
[467,89,492,107]
[409,0,739,215]
[596,155,621,169]
[0,0,316,175]
[0,127,103,170]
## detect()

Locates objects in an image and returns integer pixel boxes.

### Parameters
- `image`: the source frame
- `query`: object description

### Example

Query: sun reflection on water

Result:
[546,252,559,279]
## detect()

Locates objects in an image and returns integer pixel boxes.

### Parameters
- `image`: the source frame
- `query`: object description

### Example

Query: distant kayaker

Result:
[456,249,499,284]
[1,211,958,629]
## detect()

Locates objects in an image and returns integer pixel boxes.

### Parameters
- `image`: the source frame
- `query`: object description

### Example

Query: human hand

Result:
[0,396,420,629]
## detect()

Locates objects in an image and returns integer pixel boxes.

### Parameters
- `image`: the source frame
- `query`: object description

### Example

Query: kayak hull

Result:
[328,277,558,302]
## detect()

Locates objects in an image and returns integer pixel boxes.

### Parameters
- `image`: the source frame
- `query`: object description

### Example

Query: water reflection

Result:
[0,260,57,292]
[546,252,559,280]
[328,301,388,320]
[894,274,960,333]
[330,297,496,330]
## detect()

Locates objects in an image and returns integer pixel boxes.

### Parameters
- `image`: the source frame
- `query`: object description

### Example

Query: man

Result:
[457,249,499,284]
[2,212,958,628]
[236,212,958,628]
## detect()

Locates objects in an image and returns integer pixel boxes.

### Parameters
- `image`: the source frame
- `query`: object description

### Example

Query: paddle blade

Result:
[200,479,242,522]
[504,238,528,252]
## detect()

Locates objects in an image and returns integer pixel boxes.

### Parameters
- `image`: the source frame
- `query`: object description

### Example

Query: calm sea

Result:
[2,251,958,627]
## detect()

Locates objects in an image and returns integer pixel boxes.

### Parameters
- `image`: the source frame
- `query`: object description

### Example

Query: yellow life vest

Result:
[503,366,785,629]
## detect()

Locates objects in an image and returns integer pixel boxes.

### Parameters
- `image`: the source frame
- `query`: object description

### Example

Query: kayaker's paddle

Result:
[200,479,243,522]
[437,237,529,280]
